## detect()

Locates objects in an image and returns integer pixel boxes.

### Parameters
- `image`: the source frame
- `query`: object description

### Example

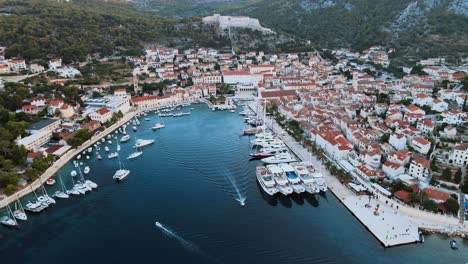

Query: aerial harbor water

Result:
[0,104,466,264]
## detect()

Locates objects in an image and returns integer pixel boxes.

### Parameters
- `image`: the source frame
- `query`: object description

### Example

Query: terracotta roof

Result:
[454,143,468,151]
[394,190,411,203]
[422,188,450,202]
[412,155,430,169]
[260,90,297,98]
[95,108,110,115]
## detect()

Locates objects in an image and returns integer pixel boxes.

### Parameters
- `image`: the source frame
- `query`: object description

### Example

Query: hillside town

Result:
[1,44,468,225]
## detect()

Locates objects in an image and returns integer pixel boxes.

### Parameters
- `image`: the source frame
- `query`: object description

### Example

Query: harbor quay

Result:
[248,101,424,247]
[0,110,138,209]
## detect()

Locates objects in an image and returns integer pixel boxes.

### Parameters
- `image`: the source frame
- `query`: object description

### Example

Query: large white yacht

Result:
[261,152,297,164]
[120,134,130,142]
[312,172,328,192]
[134,139,155,148]
[113,169,130,181]
[278,163,305,193]
[266,164,293,195]
[293,164,319,194]
[256,166,278,196]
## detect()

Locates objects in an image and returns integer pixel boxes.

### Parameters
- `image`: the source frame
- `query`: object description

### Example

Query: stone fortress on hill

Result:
[202,14,273,33]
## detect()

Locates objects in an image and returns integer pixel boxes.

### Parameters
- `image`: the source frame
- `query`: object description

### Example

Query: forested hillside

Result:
[132,0,468,64]
[0,0,230,63]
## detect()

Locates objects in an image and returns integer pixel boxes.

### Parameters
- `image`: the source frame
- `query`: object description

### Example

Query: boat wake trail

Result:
[155,222,219,263]
[222,169,247,207]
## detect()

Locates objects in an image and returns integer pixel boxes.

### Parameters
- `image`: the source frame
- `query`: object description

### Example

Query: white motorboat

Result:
[278,163,305,193]
[71,170,77,177]
[73,160,79,167]
[278,163,301,184]
[113,169,130,181]
[25,201,47,213]
[250,147,287,159]
[45,178,55,186]
[152,123,165,130]
[312,172,328,192]
[113,157,130,181]
[77,182,91,193]
[77,154,81,159]
[120,135,131,143]
[87,147,93,152]
[266,165,293,195]
[73,184,86,194]
[108,140,112,144]
[13,210,27,221]
[97,153,102,160]
[83,166,90,174]
[54,191,69,199]
[85,180,98,189]
[37,195,55,205]
[134,139,154,148]
[261,152,297,164]
[107,135,111,139]
[1,216,17,227]
[13,198,27,221]
[86,155,90,160]
[66,188,80,196]
[101,138,105,143]
[256,166,278,196]
[104,146,110,152]
[293,164,319,194]
[132,126,137,131]
[127,151,143,160]
[117,145,121,151]
[145,117,150,121]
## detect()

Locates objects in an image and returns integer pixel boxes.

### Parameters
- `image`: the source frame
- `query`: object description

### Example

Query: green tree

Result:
[409,192,419,203]
[444,198,459,215]
[2,159,13,171]
[454,168,462,184]
[441,167,452,181]
[4,184,17,195]
[423,199,438,212]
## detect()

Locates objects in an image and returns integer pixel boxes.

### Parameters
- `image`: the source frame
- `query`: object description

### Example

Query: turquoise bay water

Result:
[1,104,467,263]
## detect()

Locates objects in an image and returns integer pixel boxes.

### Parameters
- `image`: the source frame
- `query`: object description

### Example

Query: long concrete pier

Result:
[0,110,138,209]
[248,101,425,247]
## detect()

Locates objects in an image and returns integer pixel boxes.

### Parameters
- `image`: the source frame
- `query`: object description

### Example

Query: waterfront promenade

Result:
[0,110,138,209]
[248,101,467,246]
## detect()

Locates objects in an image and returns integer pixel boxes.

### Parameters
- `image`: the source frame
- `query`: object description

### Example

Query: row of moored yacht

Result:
[256,162,327,196]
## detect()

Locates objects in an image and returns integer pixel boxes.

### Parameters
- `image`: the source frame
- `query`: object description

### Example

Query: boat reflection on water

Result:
[256,181,277,206]
[257,181,322,208]
[303,193,319,207]
[290,193,304,205]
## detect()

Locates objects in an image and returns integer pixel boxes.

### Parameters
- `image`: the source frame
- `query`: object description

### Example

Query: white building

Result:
[88,108,112,124]
[29,63,45,73]
[389,133,407,151]
[55,67,81,78]
[411,137,431,155]
[48,58,62,70]
[408,156,430,181]
[315,131,353,160]
[222,70,263,85]
[16,130,51,151]
[442,110,467,125]
[84,96,131,115]
[7,59,26,72]
[382,161,405,179]
[450,143,468,166]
